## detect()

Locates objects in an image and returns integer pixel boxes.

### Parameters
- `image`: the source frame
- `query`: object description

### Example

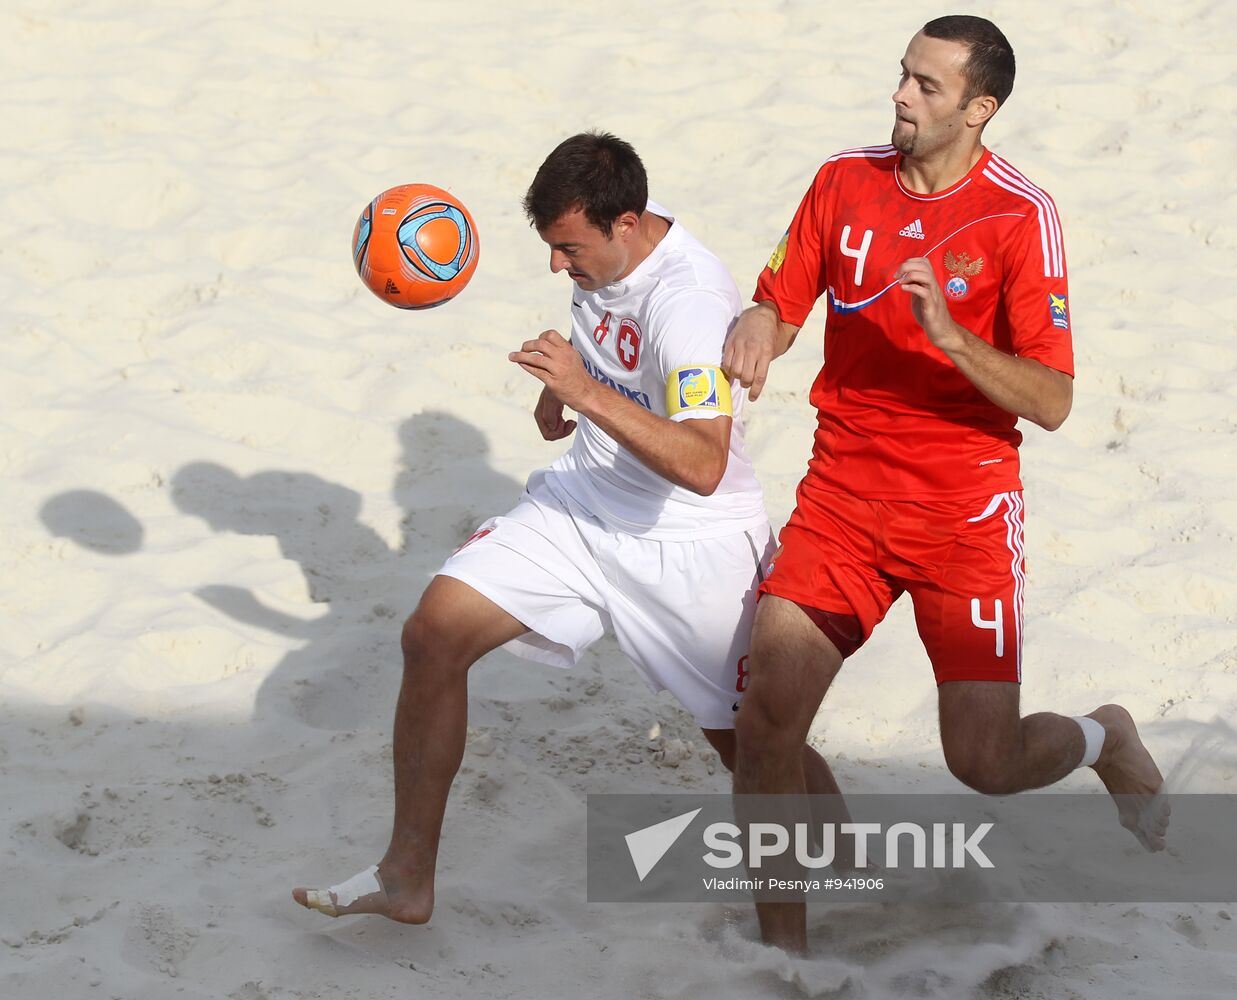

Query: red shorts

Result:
[759,480,1026,684]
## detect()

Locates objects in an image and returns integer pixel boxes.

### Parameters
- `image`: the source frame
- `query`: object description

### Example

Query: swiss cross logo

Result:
[616,318,641,371]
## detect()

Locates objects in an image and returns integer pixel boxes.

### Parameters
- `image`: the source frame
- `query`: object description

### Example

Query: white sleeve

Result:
[650,289,739,423]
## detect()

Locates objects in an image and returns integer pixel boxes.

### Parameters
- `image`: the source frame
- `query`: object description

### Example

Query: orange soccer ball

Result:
[352,183,480,309]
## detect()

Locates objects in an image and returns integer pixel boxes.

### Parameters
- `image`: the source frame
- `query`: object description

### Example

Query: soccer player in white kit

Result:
[293,132,841,923]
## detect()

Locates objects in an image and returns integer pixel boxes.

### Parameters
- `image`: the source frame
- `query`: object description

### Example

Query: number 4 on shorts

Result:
[970,598,1005,657]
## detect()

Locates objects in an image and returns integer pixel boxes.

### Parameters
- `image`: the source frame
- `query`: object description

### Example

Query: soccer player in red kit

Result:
[724,15,1168,952]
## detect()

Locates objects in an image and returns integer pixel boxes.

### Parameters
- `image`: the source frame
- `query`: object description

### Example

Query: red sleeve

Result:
[1000,197,1074,377]
[753,162,832,327]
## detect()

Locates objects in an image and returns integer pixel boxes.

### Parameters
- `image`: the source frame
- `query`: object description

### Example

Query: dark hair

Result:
[922,15,1015,109]
[522,131,647,237]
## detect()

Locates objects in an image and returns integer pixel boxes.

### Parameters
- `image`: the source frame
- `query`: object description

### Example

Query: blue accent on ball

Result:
[398,204,470,281]
[354,204,373,267]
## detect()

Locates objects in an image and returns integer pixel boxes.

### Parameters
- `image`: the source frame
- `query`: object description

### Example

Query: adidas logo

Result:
[384,278,400,294]
[898,219,925,240]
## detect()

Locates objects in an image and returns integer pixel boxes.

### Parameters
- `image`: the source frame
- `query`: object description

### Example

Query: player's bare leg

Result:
[706,727,857,879]
[938,683,1167,850]
[702,728,841,796]
[733,595,844,955]
[292,575,527,922]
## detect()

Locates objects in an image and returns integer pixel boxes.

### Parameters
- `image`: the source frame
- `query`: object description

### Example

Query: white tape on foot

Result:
[304,865,382,916]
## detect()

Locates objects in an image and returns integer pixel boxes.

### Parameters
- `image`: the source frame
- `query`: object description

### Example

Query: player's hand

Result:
[509,329,596,412]
[533,386,576,441]
[722,304,784,401]
[896,257,964,352]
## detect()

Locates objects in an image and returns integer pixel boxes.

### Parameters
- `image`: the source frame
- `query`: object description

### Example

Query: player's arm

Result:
[896,257,1073,431]
[510,330,730,495]
[725,164,832,400]
[721,301,801,402]
[532,386,577,440]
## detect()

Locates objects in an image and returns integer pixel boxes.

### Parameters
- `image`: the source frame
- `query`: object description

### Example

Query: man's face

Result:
[538,207,635,291]
[891,32,975,158]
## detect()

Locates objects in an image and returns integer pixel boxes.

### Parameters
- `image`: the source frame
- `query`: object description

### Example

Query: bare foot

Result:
[292,863,433,923]
[1088,704,1170,852]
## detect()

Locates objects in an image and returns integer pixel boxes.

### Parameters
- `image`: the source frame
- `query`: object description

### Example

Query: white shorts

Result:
[438,472,773,730]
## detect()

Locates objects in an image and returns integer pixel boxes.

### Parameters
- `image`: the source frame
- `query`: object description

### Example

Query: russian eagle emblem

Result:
[944,250,984,277]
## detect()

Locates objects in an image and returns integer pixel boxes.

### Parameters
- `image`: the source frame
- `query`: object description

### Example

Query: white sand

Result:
[2,1,1235,997]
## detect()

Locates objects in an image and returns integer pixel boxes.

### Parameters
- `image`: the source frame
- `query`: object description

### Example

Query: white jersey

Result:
[542,202,767,540]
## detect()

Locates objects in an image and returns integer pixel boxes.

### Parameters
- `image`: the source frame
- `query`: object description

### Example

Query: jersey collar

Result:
[894,147,992,202]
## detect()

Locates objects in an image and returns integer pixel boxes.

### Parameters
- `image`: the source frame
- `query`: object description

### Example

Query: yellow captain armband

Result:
[666,366,733,417]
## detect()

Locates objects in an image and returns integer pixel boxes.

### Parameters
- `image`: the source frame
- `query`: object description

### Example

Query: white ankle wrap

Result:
[1073,716,1105,768]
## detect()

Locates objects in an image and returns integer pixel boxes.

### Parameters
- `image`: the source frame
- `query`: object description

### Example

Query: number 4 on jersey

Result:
[839,226,874,286]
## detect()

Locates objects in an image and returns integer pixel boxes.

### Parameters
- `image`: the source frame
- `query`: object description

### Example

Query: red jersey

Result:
[755,145,1074,500]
